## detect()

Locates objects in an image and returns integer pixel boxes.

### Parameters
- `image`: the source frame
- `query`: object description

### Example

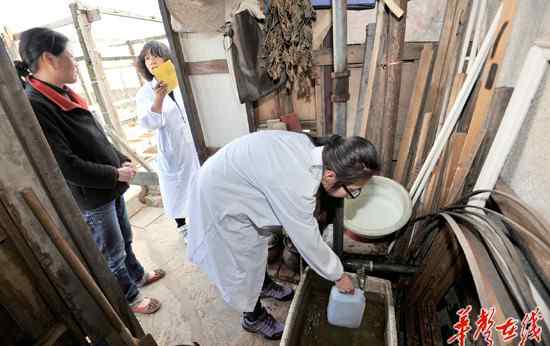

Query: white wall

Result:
[179,32,250,148]
[496,0,550,225]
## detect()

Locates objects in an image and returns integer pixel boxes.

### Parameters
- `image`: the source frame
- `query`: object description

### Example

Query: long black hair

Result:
[136,41,172,81]
[14,27,69,79]
[311,134,380,185]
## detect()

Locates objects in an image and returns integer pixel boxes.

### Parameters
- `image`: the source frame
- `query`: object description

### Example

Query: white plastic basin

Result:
[344,176,412,239]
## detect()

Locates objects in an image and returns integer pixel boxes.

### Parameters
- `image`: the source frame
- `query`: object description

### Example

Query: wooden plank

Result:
[433,0,471,133]
[312,10,332,50]
[314,66,325,135]
[466,87,513,191]
[0,224,55,341]
[393,44,434,184]
[408,112,432,189]
[446,0,518,204]
[457,0,480,74]
[70,3,126,139]
[353,23,376,136]
[186,59,229,75]
[394,60,419,161]
[422,72,466,209]
[79,5,162,23]
[21,189,150,346]
[383,0,405,18]
[409,5,504,205]
[346,67,363,136]
[380,0,407,176]
[313,42,425,66]
[441,133,467,202]
[158,0,208,164]
[363,2,388,149]
[13,18,74,40]
[0,200,83,344]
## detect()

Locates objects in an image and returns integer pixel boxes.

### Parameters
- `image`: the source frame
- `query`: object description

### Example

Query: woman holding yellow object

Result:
[136,41,200,232]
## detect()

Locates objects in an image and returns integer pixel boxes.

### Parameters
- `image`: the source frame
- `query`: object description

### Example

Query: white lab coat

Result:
[186,131,344,312]
[136,81,200,219]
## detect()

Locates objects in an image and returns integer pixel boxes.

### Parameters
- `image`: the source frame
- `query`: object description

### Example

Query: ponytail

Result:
[17,27,68,76]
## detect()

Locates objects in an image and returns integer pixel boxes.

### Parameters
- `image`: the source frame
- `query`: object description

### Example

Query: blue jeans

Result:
[83,197,144,303]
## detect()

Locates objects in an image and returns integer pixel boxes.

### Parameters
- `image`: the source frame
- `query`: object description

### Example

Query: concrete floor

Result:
[130,207,292,346]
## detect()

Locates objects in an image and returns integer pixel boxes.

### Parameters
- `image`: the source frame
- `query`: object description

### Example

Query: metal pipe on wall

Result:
[331,0,349,258]
[332,0,348,136]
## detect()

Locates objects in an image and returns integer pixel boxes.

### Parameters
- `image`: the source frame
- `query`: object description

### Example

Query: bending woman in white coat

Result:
[186,130,379,340]
[135,41,200,231]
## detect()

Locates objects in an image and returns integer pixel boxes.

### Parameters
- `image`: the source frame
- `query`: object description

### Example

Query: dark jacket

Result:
[26,79,130,211]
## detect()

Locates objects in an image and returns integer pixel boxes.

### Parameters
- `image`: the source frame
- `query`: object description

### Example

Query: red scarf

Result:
[28,77,89,111]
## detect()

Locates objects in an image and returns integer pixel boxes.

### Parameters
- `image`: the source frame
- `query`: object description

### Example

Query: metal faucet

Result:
[357,265,367,292]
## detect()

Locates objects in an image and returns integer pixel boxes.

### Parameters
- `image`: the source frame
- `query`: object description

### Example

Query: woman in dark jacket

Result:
[15,27,164,314]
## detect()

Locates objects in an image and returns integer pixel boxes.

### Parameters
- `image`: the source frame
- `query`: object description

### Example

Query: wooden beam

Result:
[393,44,434,184]
[353,23,376,136]
[313,42,426,66]
[383,0,405,18]
[362,2,388,150]
[70,3,126,139]
[158,0,208,164]
[109,35,167,48]
[408,112,432,189]
[466,87,513,191]
[446,0,517,204]
[78,5,162,23]
[409,5,503,205]
[380,0,407,176]
[186,59,229,75]
[13,18,74,40]
[0,202,84,344]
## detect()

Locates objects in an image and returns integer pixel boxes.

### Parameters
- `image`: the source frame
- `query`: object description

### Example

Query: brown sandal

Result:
[130,297,161,314]
[137,269,166,288]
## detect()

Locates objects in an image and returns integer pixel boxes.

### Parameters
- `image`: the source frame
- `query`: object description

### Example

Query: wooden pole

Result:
[157,0,209,164]
[22,189,156,346]
[393,44,434,184]
[75,63,93,104]
[380,0,407,177]
[1,26,19,60]
[70,3,126,139]
[353,23,376,136]
[126,41,144,86]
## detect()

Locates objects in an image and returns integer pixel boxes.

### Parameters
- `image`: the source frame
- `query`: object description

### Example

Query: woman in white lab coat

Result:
[186,130,379,340]
[135,42,200,231]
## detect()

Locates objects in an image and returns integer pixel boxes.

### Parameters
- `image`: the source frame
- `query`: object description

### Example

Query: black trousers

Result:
[244,272,274,320]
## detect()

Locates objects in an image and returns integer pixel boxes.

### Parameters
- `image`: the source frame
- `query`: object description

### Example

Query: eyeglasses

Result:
[343,185,362,199]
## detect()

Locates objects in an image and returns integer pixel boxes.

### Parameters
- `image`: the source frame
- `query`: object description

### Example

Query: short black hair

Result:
[15,27,69,78]
[136,41,172,81]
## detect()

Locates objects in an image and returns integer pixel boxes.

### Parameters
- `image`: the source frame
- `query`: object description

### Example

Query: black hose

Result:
[344,260,419,275]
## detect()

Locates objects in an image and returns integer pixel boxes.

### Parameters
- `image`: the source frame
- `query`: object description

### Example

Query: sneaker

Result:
[260,280,294,301]
[242,310,285,340]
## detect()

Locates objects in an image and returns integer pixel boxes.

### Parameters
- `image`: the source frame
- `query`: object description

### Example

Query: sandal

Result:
[137,269,166,288]
[130,297,161,314]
